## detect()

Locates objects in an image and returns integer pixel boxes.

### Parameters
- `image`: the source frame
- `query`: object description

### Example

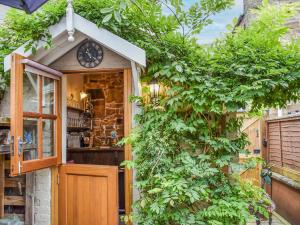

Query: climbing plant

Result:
[1,0,300,224]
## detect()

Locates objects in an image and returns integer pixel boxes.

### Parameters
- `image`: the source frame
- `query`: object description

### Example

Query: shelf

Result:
[0,122,10,128]
[67,106,84,112]
[4,196,25,206]
[0,145,38,155]
[67,126,90,132]
[0,145,10,155]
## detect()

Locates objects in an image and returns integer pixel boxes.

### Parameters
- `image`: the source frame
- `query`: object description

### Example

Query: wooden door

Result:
[59,164,119,225]
[10,54,62,176]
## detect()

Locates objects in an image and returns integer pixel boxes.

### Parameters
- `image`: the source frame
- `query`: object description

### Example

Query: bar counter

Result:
[67,146,124,166]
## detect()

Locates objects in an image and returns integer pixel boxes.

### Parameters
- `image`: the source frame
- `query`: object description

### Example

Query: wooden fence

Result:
[239,156,261,186]
[266,115,300,172]
[239,117,264,186]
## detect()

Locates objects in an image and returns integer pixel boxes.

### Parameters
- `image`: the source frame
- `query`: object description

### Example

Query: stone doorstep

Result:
[0,219,24,225]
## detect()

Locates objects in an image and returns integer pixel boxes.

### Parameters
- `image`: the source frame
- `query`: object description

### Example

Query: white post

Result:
[278,108,283,117]
[62,75,67,163]
[66,0,75,42]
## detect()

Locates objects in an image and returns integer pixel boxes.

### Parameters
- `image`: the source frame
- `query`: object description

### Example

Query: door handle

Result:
[17,137,23,175]
[18,137,23,156]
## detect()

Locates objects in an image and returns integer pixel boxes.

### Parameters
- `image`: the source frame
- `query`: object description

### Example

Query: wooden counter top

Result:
[67,146,124,166]
[67,147,123,152]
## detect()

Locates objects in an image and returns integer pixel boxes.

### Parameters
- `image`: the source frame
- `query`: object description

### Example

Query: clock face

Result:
[77,41,104,68]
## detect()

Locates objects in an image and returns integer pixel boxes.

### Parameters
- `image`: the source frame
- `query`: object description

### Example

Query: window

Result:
[10,54,62,176]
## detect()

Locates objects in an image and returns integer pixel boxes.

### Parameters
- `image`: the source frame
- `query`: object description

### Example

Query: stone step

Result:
[0,219,24,225]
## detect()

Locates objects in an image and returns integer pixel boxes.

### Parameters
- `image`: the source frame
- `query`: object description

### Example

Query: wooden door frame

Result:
[51,68,133,225]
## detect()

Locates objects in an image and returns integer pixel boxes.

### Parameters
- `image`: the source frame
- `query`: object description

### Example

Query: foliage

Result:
[1,0,300,224]
[0,0,66,99]
[123,1,300,225]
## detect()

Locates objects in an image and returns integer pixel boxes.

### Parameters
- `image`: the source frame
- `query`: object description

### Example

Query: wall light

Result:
[80,91,88,100]
[149,78,160,103]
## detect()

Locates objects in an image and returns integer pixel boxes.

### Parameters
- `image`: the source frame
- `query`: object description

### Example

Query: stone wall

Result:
[240,0,263,27]
[23,169,52,225]
[33,169,51,225]
[240,0,300,119]
[241,0,300,32]
[66,74,84,106]
[84,73,124,145]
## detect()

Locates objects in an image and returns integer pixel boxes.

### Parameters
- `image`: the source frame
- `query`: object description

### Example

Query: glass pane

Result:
[23,118,38,161]
[43,77,55,114]
[43,119,55,157]
[23,71,39,113]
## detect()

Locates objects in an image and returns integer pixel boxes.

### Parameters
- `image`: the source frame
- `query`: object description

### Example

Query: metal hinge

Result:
[57,173,60,185]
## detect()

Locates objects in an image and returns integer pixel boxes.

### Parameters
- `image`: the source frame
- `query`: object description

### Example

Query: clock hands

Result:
[86,48,92,59]
[85,48,100,62]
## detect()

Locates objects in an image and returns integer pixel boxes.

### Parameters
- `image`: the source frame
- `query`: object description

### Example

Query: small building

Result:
[0,9,145,225]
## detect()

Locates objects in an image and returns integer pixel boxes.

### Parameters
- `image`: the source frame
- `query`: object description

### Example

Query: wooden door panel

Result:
[59,164,118,225]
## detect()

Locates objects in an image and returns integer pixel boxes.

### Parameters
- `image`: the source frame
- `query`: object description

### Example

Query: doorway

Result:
[64,70,128,224]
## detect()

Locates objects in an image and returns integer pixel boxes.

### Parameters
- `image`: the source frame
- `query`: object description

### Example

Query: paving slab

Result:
[248,213,290,225]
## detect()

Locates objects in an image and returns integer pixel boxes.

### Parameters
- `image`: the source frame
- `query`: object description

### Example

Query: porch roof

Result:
[4,13,146,71]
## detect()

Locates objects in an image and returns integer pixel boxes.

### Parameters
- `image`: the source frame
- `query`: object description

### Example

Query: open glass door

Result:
[10,53,62,176]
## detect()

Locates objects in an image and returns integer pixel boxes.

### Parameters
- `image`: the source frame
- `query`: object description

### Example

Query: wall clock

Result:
[77,40,104,68]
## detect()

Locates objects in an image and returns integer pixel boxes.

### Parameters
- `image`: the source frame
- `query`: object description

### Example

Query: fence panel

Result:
[267,116,300,172]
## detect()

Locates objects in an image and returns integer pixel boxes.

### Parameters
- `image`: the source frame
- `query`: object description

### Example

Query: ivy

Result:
[1,0,300,224]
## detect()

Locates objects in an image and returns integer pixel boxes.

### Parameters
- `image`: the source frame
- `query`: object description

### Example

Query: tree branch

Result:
[158,0,186,40]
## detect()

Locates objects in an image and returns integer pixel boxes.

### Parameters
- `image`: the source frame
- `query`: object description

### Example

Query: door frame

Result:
[51,68,133,225]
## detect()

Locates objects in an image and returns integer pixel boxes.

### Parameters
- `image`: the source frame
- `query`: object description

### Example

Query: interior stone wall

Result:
[66,74,84,106]
[83,73,124,145]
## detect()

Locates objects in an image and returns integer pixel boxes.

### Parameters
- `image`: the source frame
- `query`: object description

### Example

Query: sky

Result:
[0,1,244,43]
[188,0,244,44]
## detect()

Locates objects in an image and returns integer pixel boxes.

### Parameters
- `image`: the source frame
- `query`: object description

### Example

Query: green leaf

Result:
[114,11,122,23]
[102,13,112,23]
[148,188,162,194]
[100,8,113,14]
